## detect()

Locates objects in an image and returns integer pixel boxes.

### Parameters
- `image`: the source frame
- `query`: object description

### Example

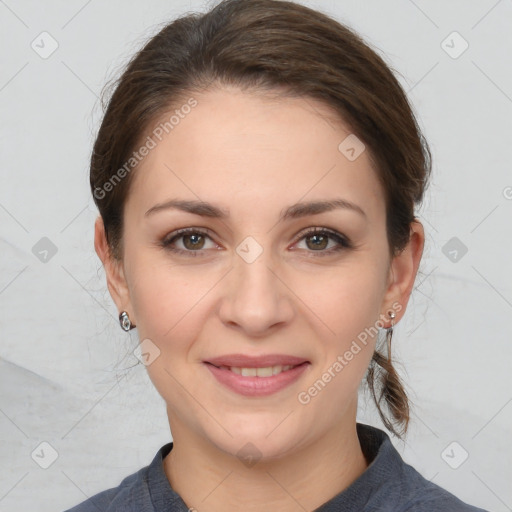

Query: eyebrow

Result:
[144,198,366,221]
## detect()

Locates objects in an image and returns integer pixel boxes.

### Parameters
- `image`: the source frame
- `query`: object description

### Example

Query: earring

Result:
[119,311,136,331]
[386,310,396,363]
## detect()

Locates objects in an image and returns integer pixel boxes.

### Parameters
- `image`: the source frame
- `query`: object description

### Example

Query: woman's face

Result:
[97,86,422,459]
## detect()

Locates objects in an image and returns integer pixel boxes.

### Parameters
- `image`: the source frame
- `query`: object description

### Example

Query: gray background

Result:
[1,0,511,510]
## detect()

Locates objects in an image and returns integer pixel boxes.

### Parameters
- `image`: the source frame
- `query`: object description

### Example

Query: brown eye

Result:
[305,233,329,250]
[293,228,352,256]
[182,233,206,250]
[161,228,218,256]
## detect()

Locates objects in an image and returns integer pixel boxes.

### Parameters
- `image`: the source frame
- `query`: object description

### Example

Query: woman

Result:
[67,0,489,510]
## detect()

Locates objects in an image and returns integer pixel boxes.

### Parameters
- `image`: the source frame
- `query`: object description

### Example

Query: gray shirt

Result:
[64,423,489,511]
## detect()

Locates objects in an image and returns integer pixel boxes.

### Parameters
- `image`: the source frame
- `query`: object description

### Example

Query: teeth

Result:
[222,364,295,377]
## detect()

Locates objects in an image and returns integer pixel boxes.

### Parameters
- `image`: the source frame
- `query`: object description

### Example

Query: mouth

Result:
[202,354,310,397]
[203,353,310,374]
[205,362,308,377]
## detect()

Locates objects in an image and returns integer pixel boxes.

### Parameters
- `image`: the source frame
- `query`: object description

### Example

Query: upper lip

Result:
[204,354,309,368]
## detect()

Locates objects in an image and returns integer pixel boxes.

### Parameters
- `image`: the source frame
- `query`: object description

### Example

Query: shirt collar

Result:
[145,422,401,511]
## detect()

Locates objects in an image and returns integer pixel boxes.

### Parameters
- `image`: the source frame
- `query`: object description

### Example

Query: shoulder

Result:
[394,456,489,512]
[354,424,490,512]
[63,467,148,512]
[63,443,178,512]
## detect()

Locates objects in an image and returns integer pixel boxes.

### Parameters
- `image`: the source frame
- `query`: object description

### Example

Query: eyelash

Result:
[160,227,353,258]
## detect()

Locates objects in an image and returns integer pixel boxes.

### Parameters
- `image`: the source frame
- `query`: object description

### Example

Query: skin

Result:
[94,85,424,511]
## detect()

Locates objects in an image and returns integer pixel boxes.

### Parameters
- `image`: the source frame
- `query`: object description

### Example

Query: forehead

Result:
[126,86,385,222]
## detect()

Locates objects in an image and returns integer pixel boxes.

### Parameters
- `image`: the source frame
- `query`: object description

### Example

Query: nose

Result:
[218,249,295,337]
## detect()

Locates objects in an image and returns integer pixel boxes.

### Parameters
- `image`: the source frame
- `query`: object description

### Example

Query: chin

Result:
[202,413,307,464]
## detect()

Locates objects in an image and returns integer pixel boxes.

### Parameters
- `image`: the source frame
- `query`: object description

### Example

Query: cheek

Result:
[128,253,217,341]
[128,262,215,411]
[294,271,383,414]
[294,261,385,337]
[290,260,386,400]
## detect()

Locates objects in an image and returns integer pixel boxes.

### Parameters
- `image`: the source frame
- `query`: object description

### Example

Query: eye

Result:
[161,228,219,256]
[292,227,352,256]
[160,226,352,258]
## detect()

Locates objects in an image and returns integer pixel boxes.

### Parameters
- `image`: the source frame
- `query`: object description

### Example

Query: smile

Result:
[214,364,300,377]
[204,361,310,397]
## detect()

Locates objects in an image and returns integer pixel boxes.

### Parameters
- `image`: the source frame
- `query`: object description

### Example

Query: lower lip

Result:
[204,362,310,397]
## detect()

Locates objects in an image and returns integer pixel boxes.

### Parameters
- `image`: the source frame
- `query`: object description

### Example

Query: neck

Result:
[163,405,368,511]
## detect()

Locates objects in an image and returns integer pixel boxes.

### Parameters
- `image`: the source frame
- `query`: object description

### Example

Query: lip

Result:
[204,353,309,368]
[203,356,310,397]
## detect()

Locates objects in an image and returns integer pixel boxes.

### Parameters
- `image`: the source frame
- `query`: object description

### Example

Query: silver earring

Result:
[119,311,135,331]
[386,310,396,363]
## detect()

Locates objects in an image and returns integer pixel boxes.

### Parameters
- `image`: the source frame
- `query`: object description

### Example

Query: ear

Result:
[380,220,425,327]
[94,215,134,319]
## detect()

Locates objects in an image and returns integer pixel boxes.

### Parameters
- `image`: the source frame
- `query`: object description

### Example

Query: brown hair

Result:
[90,0,432,438]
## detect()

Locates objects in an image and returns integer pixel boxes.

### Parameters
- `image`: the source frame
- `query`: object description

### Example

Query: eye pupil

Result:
[183,233,205,250]
[306,234,328,250]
